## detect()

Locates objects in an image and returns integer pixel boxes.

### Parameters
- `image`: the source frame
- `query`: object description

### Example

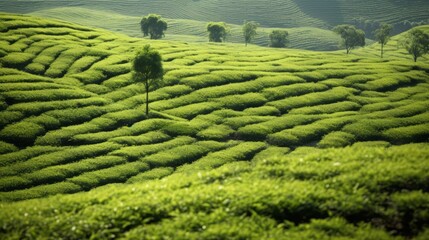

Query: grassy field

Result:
[0,13,429,239]
[0,0,428,50]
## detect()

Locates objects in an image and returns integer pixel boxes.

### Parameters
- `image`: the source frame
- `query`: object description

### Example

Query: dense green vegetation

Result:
[1,0,428,50]
[0,13,428,239]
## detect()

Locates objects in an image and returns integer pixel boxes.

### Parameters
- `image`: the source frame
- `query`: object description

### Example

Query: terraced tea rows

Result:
[0,13,429,203]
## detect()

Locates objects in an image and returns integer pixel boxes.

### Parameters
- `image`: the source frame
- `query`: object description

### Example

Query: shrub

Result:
[111,131,171,146]
[26,114,61,130]
[243,106,280,116]
[35,118,116,146]
[262,83,328,101]
[0,141,18,154]
[22,156,126,188]
[24,62,45,74]
[143,143,212,168]
[180,141,266,171]
[67,55,101,74]
[252,146,290,162]
[197,125,235,141]
[215,93,267,111]
[45,106,105,126]
[237,114,321,141]
[70,70,106,84]
[268,117,353,147]
[0,181,81,201]
[1,52,34,68]
[223,115,276,130]
[0,111,23,126]
[0,142,121,177]
[268,87,355,112]
[69,161,150,190]
[8,97,108,115]
[163,102,222,119]
[162,122,199,137]
[289,101,361,114]
[383,123,429,144]
[127,167,174,183]
[317,131,356,148]
[0,121,45,146]
[83,84,111,94]
[3,89,95,103]
[181,71,257,89]
[129,118,173,135]
[111,136,195,161]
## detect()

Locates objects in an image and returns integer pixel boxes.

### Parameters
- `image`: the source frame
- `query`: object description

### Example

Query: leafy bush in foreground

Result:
[1,144,428,238]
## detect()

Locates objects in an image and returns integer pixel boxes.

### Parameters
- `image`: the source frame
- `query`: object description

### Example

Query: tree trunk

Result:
[414,54,418,62]
[145,82,149,116]
[381,44,384,58]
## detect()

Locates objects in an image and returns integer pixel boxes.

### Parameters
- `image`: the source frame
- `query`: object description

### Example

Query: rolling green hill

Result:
[0,13,429,239]
[0,0,428,50]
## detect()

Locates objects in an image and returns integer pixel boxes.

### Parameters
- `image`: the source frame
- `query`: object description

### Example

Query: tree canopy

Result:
[333,25,365,54]
[269,30,289,48]
[140,14,167,39]
[401,28,429,62]
[374,23,393,58]
[242,21,259,46]
[132,45,164,115]
[207,22,228,42]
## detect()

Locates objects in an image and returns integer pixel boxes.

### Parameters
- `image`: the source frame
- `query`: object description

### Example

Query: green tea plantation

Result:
[0,13,428,239]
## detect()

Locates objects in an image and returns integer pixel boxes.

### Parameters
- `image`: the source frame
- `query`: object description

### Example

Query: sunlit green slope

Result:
[0,0,428,50]
[0,13,429,239]
[29,7,342,50]
[1,0,428,27]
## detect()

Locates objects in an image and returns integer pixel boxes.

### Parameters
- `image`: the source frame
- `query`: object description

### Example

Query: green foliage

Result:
[207,22,228,42]
[0,121,45,146]
[2,144,428,238]
[140,14,167,39]
[317,131,356,148]
[0,52,34,68]
[197,124,234,141]
[333,25,365,54]
[215,92,267,111]
[132,44,164,115]
[242,20,259,46]
[0,140,18,154]
[374,23,393,58]
[269,30,289,48]
[127,167,174,183]
[401,28,429,62]
[0,14,428,239]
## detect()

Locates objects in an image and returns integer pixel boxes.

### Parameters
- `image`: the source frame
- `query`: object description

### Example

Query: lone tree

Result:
[132,45,164,116]
[333,25,365,54]
[242,20,259,46]
[401,28,429,62]
[374,23,393,58]
[207,22,228,42]
[269,30,288,48]
[140,14,167,39]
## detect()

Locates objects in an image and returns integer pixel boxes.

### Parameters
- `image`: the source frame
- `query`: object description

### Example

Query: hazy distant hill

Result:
[1,0,428,28]
[0,0,427,50]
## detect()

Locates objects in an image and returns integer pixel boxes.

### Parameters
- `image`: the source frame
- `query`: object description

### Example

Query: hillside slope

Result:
[0,0,428,50]
[1,0,428,28]
[0,13,429,239]
[29,7,342,50]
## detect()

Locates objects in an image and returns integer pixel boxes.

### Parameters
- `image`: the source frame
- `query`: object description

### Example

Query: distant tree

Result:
[269,30,288,48]
[374,23,393,58]
[333,25,365,54]
[207,22,228,42]
[401,28,429,62]
[132,45,164,116]
[140,14,167,39]
[242,20,259,46]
